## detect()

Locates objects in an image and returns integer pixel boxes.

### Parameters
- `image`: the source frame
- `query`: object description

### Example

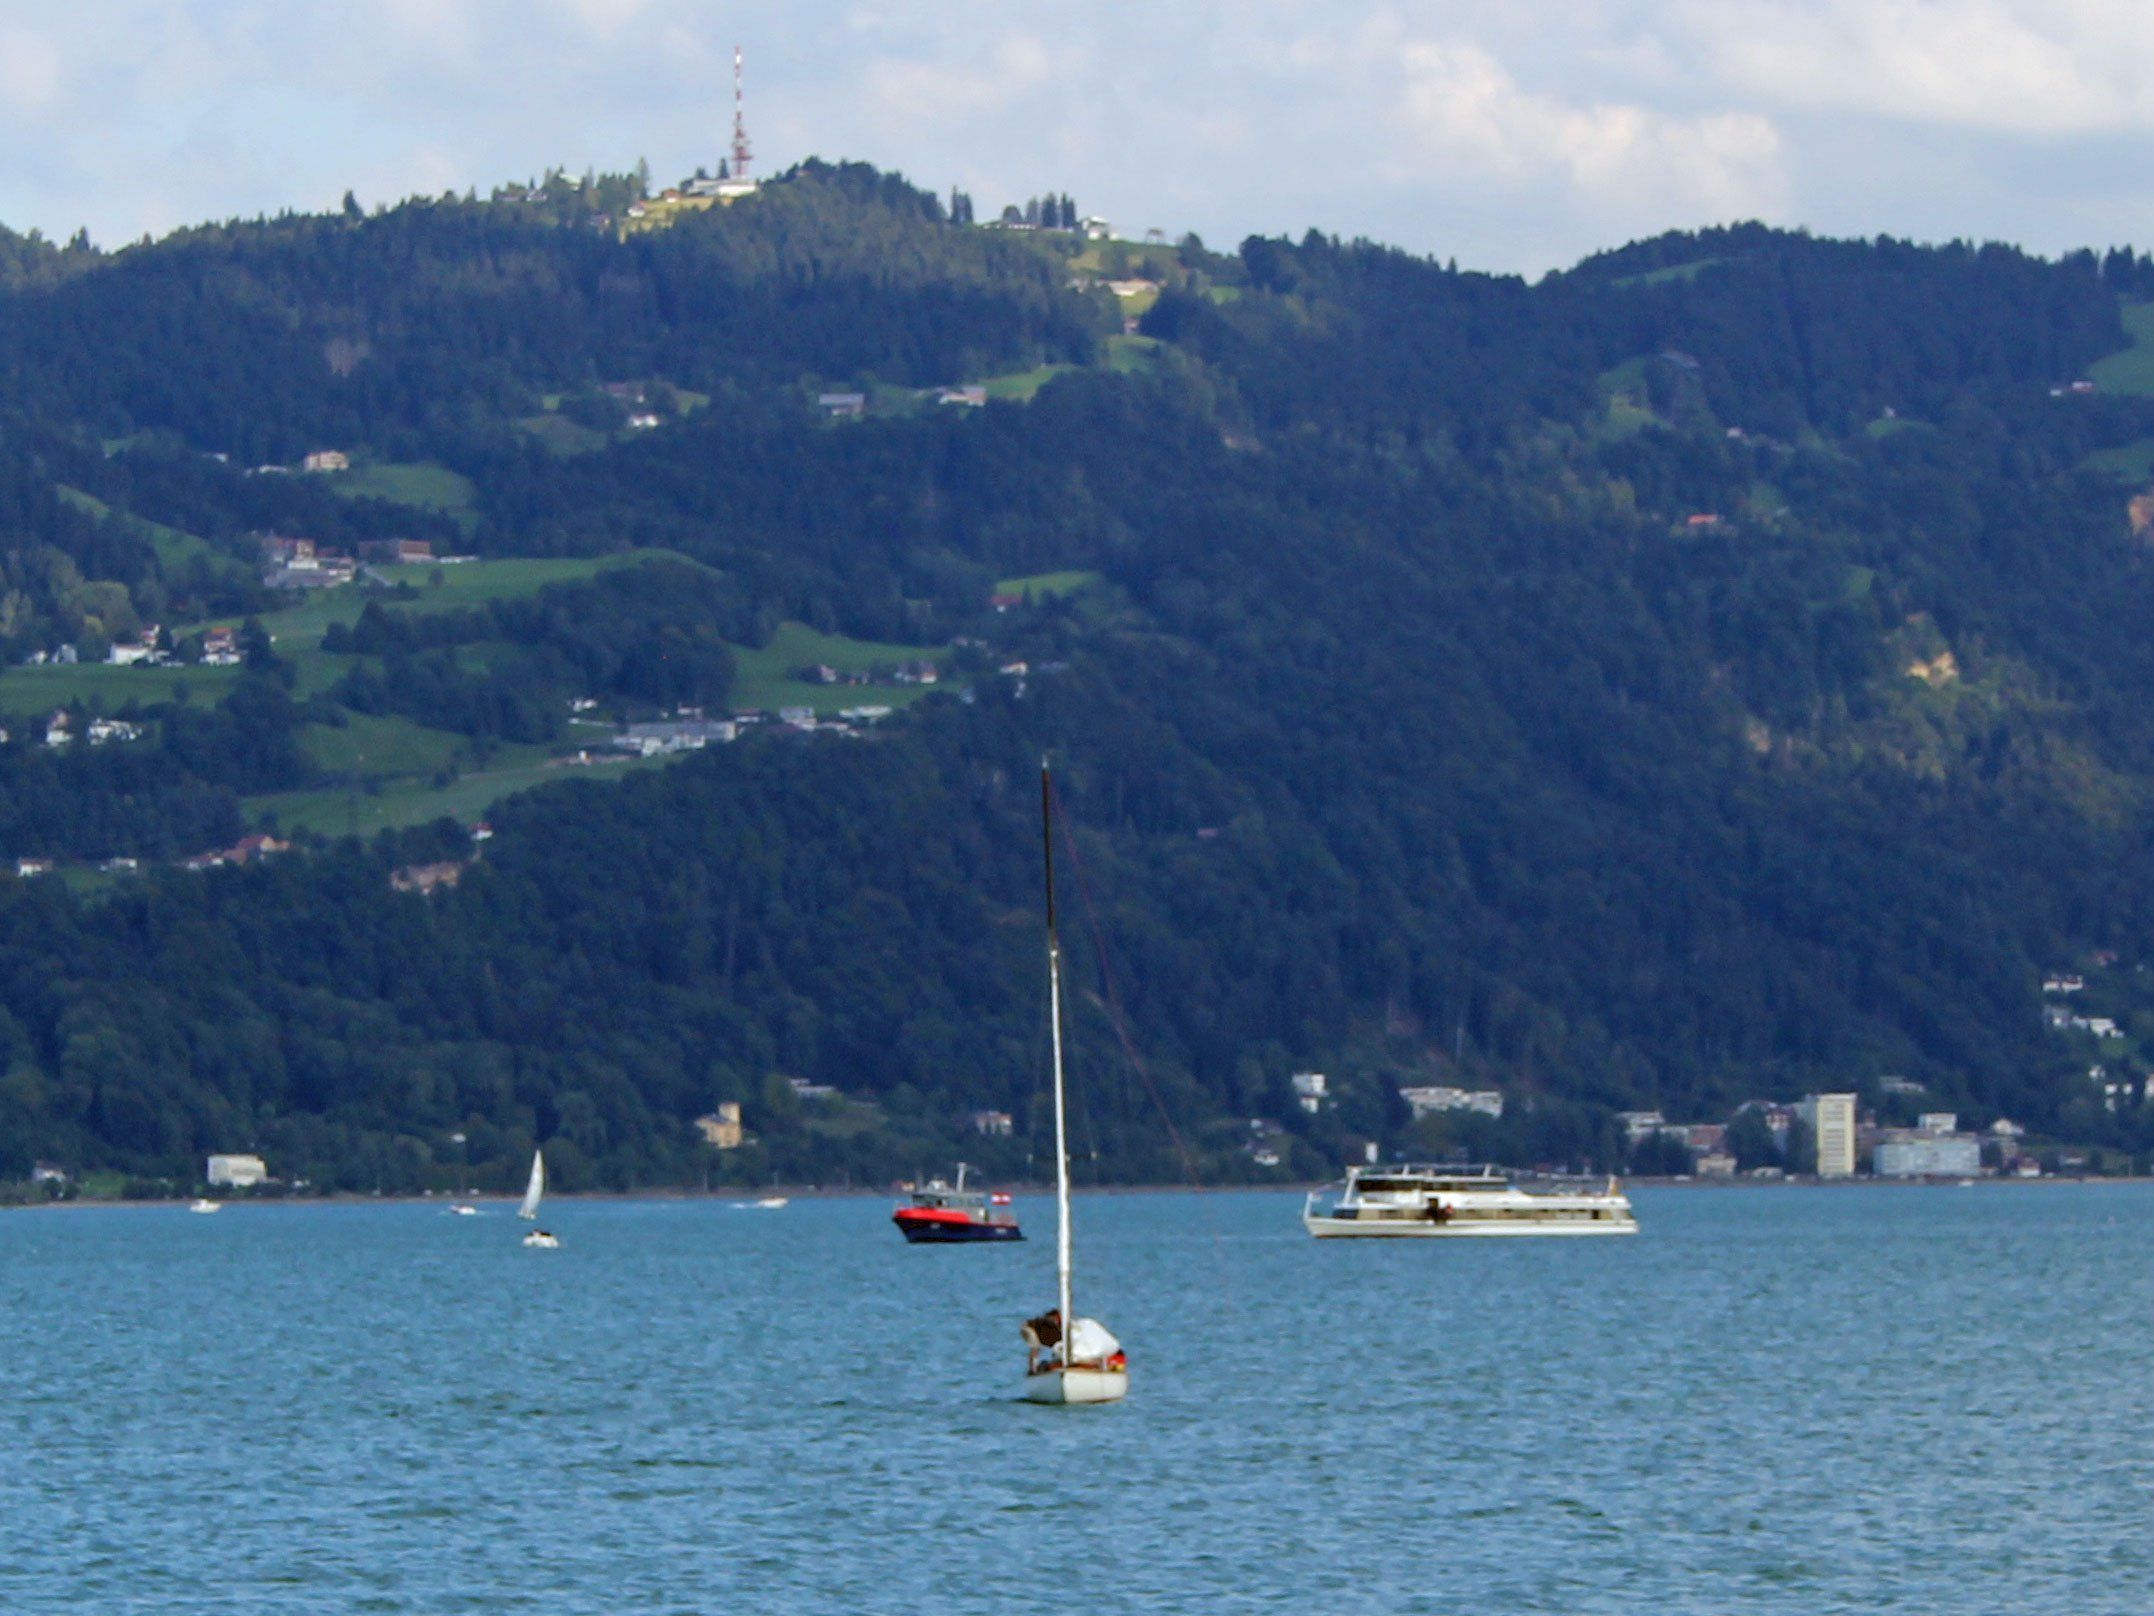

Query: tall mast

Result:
[730,45,753,182]
[1042,759,1074,1337]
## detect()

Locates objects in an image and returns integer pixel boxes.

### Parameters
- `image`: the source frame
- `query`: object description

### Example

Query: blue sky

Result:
[3,0,2152,274]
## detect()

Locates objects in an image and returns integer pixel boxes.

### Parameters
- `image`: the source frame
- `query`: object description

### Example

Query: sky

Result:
[2,0,2154,275]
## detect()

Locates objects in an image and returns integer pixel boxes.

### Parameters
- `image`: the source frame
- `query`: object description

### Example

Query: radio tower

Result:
[730,45,753,183]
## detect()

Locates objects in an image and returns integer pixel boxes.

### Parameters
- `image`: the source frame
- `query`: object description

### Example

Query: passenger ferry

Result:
[1303,1164,1639,1237]
[892,1163,1023,1244]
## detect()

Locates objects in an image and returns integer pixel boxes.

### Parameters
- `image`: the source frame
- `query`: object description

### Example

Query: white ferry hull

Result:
[1304,1214,1637,1238]
[1022,1366,1129,1404]
[1304,1164,1640,1238]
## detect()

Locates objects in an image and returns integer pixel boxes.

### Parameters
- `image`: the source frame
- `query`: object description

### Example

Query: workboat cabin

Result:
[1304,1164,1639,1237]
[892,1164,1024,1244]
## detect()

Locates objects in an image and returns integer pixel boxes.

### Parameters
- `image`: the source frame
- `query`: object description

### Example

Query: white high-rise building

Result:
[1798,1093,1858,1177]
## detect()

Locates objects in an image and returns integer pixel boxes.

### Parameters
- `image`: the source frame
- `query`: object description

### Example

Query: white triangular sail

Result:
[518,1149,545,1220]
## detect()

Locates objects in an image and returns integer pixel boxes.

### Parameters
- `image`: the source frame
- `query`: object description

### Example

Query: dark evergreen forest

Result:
[6,161,2154,1194]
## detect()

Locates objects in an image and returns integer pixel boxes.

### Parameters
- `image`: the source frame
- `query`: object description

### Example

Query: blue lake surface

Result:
[2,1183,2150,1614]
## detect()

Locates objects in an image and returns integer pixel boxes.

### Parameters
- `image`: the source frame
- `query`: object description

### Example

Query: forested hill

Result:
[7,163,2154,1195]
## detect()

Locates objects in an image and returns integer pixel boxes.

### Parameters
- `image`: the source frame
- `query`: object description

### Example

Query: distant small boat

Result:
[894,1163,1022,1243]
[187,1198,221,1214]
[517,1149,555,1246]
[732,1195,789,1209]
[450,1203,479,1216]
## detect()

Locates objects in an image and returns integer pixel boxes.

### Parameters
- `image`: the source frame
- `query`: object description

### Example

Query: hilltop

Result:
[6,163,2154,1195]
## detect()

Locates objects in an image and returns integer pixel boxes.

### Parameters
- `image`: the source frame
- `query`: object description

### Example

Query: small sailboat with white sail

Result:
[1022,760,1128,1407]
[518,1148,559,1248]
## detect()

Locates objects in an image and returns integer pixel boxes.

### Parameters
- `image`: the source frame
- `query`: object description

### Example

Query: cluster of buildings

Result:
[1621,1090,2026,1179]
[22,623,239,677]
[623,170,758,230]
[1400,1084,1506,1121]
[608,704,896,758]
[262,534,438,591]
[182,833,289,873]
[102,626,170,667]
[40,711,143,748]
[1620,1109,1744,1175]
[263,534,356,590]
[813,384,994,422]
[2042,971,2131,1040]
[2040,967,2154,1113]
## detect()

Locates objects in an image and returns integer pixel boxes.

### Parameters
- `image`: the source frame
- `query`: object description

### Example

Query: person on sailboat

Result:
[1062,1315,1120,1370]
[1022,1307,1062,1374]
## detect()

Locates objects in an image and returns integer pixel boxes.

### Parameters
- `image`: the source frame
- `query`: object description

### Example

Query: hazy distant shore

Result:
[8,1173,2140,1211]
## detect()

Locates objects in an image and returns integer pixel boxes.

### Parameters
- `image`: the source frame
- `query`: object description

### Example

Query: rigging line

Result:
[1049,776,1205,1188]
[1052,781,1240,1324]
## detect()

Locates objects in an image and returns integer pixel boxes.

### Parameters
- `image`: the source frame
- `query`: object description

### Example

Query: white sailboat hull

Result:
[1304,1214,1637,1237]
[1022,1366,1129,1405]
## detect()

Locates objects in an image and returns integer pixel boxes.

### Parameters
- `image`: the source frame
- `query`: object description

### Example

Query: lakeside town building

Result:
[1799,1092,1858,1177]
[206,1153,268,1188]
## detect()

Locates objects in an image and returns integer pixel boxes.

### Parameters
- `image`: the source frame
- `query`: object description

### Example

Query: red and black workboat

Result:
[892,1164,1024,1244]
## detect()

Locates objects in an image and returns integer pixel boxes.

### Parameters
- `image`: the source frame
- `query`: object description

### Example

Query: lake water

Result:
[2,1184,2150,1614]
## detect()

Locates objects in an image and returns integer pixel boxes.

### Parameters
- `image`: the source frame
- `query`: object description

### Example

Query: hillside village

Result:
[0,516,1089,885]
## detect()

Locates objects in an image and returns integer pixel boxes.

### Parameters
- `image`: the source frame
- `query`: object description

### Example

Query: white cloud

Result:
[860,33,1056,127]
[1381,37,1786,226]
[0,27,65,115]
[1681,0,2154,134]
[551,0,657,38]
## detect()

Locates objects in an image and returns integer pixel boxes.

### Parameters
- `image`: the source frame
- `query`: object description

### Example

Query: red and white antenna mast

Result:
[730,45,753,182]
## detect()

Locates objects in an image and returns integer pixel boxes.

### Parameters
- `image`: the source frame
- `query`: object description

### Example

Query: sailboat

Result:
[518,1148,559,1248]
[1022,759,1129,1406]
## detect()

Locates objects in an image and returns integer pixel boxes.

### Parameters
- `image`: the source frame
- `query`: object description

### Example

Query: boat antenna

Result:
[1042,756,1074,1337]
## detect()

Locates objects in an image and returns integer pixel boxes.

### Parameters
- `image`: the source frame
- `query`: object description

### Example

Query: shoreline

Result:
[7,1172,2143,1211]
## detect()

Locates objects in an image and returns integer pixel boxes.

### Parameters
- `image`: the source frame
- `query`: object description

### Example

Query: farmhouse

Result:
[390,860,467,895]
